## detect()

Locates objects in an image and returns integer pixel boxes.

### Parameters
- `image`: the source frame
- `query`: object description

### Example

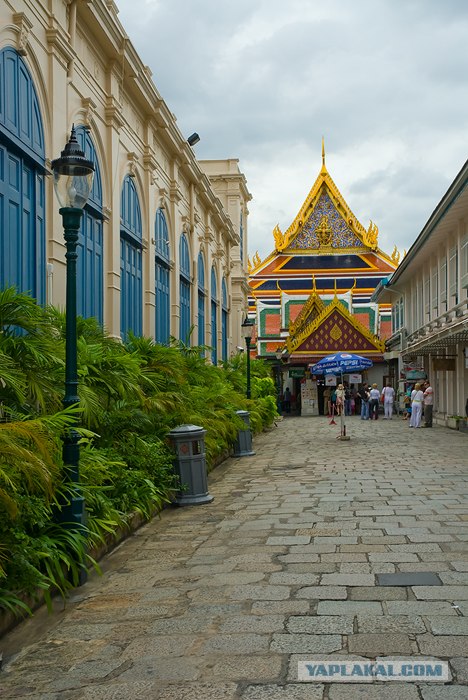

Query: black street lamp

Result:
[275,348,283,413]
[241,315,255,399]
[51,127,94,531]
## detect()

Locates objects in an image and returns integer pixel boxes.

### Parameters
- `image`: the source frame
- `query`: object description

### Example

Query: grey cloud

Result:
[116,0,468,256]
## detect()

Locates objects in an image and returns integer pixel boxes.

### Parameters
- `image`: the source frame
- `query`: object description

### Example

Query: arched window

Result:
[155,208,170,344]
[120,176,142,338]
[211,266,218,364]
[0,48,45,302]
[179,234,191,343]
[75,126,103,323]
[197,252,205,347]
[222,278,228,361]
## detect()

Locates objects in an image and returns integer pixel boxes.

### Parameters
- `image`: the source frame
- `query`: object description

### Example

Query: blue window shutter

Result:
[211,300,217,364]
[74,127,103,322]
[1,48,44,162]
[34,172,45,303]
[0,49,45,301]
[211,266,218,364]
[155,208,170,260]
[179,277,191,343]
[120,176,143,338]
[155,208,170,343]
[179,234,191,344]
[120,238,142,338]
[197,252,205,347]
[156,262,170,344]
[198,291,205,347]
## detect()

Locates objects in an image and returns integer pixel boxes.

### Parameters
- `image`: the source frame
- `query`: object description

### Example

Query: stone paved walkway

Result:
[2,416,468,699]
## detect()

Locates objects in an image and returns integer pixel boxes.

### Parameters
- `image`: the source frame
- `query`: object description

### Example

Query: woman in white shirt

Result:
[409,383,424,428]
[369,383,381,420]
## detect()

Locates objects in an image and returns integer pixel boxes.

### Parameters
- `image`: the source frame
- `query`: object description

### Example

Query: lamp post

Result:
[241,315,254,399]
[275,348,283,413]
[51,126,94,531]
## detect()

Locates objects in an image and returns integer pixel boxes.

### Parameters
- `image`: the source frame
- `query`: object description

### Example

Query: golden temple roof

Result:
[248,142,399,275]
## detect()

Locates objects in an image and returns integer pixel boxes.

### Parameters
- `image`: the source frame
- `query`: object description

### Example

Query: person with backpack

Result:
[359,384,370,420]
[369,383,381,420]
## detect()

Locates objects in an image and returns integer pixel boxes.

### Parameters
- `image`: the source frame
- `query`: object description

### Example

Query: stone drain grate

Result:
[376,572,442,586]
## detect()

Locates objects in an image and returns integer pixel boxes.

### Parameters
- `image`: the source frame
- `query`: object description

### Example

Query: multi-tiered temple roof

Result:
[248,142,399,365]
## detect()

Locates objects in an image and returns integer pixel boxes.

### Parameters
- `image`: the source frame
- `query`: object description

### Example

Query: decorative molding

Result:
[104,95,124,128]
[158,186,169,209]
[170,180,182,204]
[13,13,32,56]
[181,215,190,234]
[127,151,138,177]
[79,97,96,130]
[46,26,75,66]
[143,146,157,172]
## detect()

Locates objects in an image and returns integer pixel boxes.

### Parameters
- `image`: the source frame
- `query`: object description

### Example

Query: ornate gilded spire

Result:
[321,136,327,174]
[273,224,285,251]
[391,245,401,265]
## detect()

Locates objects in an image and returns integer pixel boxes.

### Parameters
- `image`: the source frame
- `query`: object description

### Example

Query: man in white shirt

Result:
[381,382,395,419]
[423,381,434,428]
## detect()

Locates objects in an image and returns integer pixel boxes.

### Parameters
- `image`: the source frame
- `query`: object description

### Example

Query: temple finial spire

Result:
[322,136,325,167]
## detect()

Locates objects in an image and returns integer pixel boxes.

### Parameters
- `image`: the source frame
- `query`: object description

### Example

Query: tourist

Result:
[359,384,370,420]
[381,382,395,419]
[409,383,424,428]
[369,383,380,420]
[323,386,331,416]
[423,380,434,428]
[336,383,345,416]
[402,386,412,420]
[283,387,291,413]
[330,387,337,416]
[344,383,352,416]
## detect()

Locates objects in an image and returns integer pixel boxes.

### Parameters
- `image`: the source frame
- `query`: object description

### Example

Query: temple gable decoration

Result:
[288,284,325,337]
[286,296,385,356]
[274,140,381,255]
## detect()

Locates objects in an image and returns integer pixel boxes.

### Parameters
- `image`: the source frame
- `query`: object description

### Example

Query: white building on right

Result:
[373,159,468,424]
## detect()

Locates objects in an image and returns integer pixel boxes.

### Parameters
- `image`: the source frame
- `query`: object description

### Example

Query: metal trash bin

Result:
[168,424,214,505]
[232,410,256,457]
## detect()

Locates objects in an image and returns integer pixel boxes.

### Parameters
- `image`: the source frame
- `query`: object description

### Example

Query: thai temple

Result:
[248,142,400,414]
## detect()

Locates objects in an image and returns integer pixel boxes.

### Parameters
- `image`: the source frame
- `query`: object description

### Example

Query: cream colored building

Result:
[373,160,468,423]
[0,0,251,359]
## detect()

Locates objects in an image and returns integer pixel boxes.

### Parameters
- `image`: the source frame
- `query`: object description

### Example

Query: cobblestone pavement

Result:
[2,416,468,699]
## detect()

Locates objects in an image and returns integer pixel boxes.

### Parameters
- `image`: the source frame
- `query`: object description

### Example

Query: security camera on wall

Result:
[236,346,244,352]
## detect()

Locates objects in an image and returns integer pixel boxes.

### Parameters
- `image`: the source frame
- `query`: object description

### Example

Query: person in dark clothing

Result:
[344,384,352,416]
[359,384,369,420]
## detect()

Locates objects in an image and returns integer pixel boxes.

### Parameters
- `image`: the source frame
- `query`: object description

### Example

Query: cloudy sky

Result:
[116,0,468,261]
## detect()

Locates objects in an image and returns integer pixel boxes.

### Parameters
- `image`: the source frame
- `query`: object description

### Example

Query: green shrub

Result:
[0,289,277,617]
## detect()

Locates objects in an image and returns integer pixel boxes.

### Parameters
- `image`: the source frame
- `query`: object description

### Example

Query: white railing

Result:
[406,298,468,346]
